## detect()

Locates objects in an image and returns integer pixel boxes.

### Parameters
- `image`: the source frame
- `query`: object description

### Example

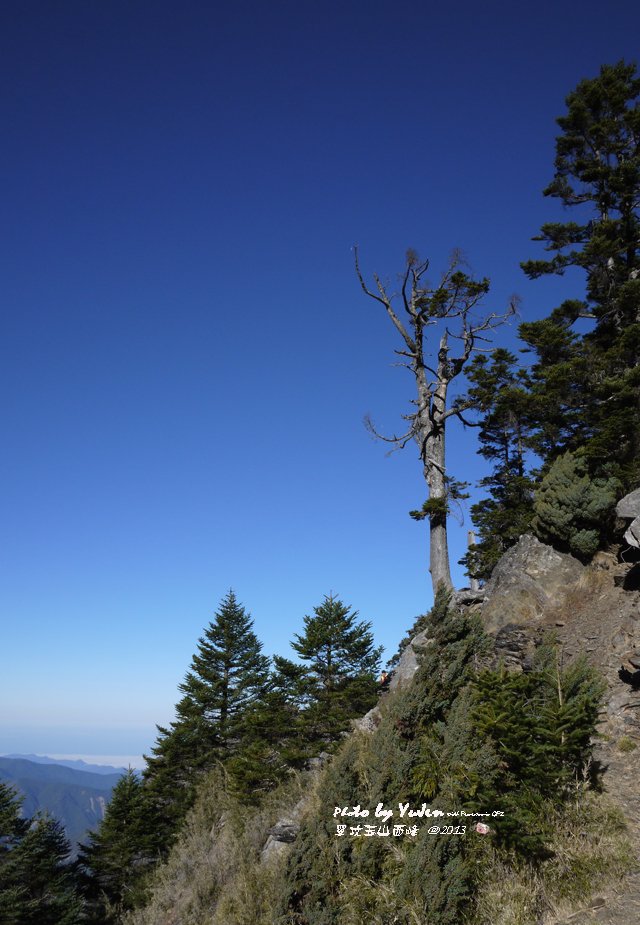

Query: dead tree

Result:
[356,247,517,596]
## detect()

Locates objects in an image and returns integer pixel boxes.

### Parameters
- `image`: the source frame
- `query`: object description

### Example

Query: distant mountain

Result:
[3,753,130,775]
[0,756,124,853]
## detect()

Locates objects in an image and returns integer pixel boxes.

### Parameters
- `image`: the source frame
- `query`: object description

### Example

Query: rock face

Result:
[616,488,640,520]
[481,534,584,634]
[624,517,640,549]
[617,490,640,549]
[261,797,308,860]
[389,629,432,690]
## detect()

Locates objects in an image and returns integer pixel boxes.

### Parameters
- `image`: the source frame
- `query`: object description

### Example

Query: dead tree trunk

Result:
[356,248,516,599]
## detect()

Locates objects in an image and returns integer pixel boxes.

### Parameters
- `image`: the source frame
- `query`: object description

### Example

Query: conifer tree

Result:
[461,349,536,579]
[280,591,491,925]
[0,783,30,925]
[12,815,82,925]
[144,590,271,842]
[521,60,640,486]
[532,450,621,558]
[0,802,82,925]
[224,656,309,801]
[281,594,383,748]
[79,769,155,923]
[472,641,604,852]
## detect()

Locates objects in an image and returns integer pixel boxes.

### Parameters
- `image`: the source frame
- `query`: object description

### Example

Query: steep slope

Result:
[126,536,640,925]
[455,536,640,925]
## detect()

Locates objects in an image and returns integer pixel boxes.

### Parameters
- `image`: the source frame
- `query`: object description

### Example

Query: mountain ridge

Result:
[0,756,123,853]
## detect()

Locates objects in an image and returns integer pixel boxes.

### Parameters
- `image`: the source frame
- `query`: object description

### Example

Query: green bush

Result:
[532,451,621,558]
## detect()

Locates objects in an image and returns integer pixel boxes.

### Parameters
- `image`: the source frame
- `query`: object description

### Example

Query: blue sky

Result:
[2,0,638,760]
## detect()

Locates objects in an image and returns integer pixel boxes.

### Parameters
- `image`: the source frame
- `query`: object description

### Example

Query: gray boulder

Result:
[389,629,432,691]
[624,516,640,549]
[352,705,382,733]
[481,534,584,634]
[616,489,640,520]
[261,798,308,860]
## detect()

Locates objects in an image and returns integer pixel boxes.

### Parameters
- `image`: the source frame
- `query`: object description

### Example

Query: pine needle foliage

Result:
[278,591,491,925]
[532,450,621,558]
[143,590,271,844]
[471,639,605,853]
[79,769,159,923]
[0,785,82,925]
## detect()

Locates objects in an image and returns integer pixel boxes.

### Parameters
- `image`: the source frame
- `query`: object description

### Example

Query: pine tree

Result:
[4,813,82,925]
[472,640,605,852]
[144,590,271,842]
[532,450,621,558]
[461,349,536,579]
[79,769,156,923]
[0,783,30,925]
[282,594,383,748]
[521,60,640,486]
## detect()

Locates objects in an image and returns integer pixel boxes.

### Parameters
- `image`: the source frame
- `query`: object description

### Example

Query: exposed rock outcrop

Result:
[624,516,640,549]
[388,628,432,690]
[481,533,584,634]
[616,488,640,520]
[617,489,640,550]
[261,797,308,860]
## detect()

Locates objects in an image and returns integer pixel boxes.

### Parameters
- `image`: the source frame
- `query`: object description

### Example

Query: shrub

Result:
[532,451,620,558]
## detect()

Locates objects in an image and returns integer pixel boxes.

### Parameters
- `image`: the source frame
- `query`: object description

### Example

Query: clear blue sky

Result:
[2,0,638,760]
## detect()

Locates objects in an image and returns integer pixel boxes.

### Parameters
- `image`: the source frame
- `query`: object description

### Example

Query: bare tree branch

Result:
[356,247,515,595]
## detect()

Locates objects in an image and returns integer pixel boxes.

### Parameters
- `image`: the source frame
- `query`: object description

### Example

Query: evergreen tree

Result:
[79,769,156,923]
[472,640,605,852]
[282,594,383,748]
[224,655,309,801]
[0,799,82,925]
[521,60,640,486]
[461,349,536,579]
[0,783,30,925]
[532,450,621,558]
[10,814,82,925]
[144,590,271,842]
[280,591,492,925]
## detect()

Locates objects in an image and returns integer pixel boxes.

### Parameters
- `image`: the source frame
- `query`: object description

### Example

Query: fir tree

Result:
[532,450,621,558]
[79,769,156,923]
[282,594,383,748]
[521,60,640,486]
[280,591,491,925]
[461,349,536,579]
[144,590,271,842]
[472,640,605,852]
[0,783,30,925]
[0,807,82,925]
[224,656,309,801]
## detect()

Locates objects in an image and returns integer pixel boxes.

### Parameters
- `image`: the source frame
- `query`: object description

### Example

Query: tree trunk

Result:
[430,513,453,593]
[424,426,453,594]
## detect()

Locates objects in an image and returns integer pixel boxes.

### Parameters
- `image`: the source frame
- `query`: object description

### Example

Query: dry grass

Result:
[617,735,637,753]
[470,790,635,925]
[124,770,311,925]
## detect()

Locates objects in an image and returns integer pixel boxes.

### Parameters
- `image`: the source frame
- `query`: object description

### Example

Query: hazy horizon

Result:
[1,752,146,771]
